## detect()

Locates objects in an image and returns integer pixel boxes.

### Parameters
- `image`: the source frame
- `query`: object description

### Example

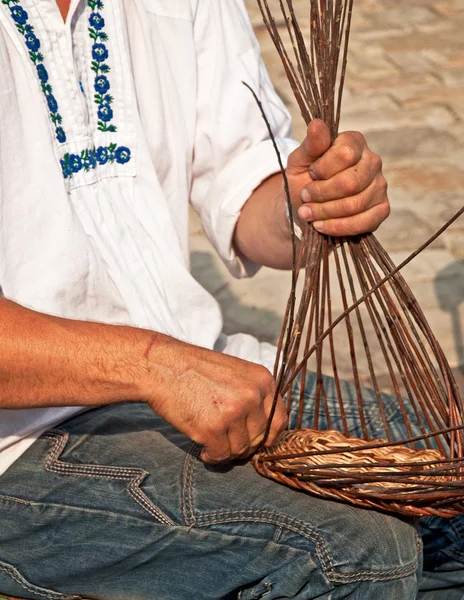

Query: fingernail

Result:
[313,220,324,231]
[301,188,311,203]
[299,205,313,220]
[309,169,318,180]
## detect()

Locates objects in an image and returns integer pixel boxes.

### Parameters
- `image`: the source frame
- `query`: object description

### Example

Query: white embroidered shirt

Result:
[0,0,297,475]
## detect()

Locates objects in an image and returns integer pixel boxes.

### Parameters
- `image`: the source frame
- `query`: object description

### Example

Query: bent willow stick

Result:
[251,0,464,517]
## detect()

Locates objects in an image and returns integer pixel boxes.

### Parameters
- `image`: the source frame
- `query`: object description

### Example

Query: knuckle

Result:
[337,143,358,166]
[315,202,328,221]
[209,453,231,464]
[371,153,383,172]
[380,201,391,222]
[243,380,260,400]
[379,176,388,194]
[311,184,324,203]
[202,445,231,463]
[343,196,360,216]
[352,215,365,234]
[223,402,245,422]
[347,130,366,146]
[233,444,250,457]
[256,366,275,391]
[208,421,227,438]
[341,172,360,196]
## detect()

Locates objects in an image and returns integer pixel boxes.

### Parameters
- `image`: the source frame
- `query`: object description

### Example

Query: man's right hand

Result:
[143,336,288,464]
[0,298,287,464]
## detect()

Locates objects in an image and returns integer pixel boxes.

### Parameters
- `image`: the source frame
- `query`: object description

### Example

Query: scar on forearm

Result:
[143,334,158,358]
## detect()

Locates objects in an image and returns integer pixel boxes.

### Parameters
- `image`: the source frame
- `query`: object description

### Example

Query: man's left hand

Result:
[285,119,390,237]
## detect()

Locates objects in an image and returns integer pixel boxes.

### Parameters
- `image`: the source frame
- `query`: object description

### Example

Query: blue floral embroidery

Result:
[25,31,40,51]
[89,11,104,30]
[55,127,66,144]
[10,3,26,23]
[3,0,66,143]
[60,143,131,179]
[94,75,110,94]
[96,146,109,164]
[36,63,48,82]
[114,146,131,164]
[88,0,117,133]
[2,0,132,178]
[97,103,113,122]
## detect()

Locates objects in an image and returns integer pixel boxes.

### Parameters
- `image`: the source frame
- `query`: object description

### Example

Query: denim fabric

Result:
[418,516,464,599]
[0,373,459,599]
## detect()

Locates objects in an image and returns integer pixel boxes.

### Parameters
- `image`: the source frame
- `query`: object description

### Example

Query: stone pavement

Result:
[189,0,464,390]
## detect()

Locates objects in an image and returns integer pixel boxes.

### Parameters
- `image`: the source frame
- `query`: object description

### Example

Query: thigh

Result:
[0,402,421,600]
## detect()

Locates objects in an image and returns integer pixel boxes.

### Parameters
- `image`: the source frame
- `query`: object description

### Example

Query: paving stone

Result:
[375,208,445,251]
[339,105,456,134]
[347,72,442,98]
[435,0,464,17]
[443,228,464,259]
[346,54,401,81]
[387,50,437,76]
[440,67,464,88]
[366,6,439,27]
[386,163,464,193]
[364,127,459,160]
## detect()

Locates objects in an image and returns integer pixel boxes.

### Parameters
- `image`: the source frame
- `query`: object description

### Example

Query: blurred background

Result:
[189,0,464,391]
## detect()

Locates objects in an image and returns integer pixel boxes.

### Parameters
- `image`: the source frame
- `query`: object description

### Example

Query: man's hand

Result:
[285,119,390,236]
[145,337,288,464]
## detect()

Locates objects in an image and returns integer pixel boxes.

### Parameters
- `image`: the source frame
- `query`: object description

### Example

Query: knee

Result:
[322,511,422,599]
[316,508,422,585]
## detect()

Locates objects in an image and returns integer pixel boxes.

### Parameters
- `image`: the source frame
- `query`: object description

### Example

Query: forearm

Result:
[0,298,288,462]
[233,173,297,270]
[0,297,155,409]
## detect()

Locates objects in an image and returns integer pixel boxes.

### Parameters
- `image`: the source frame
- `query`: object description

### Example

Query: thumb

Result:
[287,119,331,176]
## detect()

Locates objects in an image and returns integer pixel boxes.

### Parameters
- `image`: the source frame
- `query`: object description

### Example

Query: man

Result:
[0,0,461,598]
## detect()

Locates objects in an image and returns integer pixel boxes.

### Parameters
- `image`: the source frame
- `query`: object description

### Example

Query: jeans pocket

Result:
[0,559,80,600]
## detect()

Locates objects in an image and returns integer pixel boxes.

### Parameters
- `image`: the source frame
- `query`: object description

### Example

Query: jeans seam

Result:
[0,561,80,600]
[182,442,199,526]
[42,430,175,527]
[0,494,35,506]
[194,510,421,583]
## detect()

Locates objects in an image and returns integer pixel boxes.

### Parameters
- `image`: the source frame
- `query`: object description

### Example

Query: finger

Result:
[312,201,391,237]
[309,131,366,180]
[201,435,232,464]
[286,119,332,176]
[264,394,288,447]
[301,153,382,205]
[244,412,270,454]
[298,177,386,222]
[227,422,252,459]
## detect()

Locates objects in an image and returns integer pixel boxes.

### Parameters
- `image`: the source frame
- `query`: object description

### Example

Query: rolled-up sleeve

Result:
[190,0,299,278]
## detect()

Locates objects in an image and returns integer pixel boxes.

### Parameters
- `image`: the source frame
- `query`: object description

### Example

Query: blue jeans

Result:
[0,374,462,599]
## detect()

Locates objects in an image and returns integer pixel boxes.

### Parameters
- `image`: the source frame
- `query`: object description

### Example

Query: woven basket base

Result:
[253,429,464,518]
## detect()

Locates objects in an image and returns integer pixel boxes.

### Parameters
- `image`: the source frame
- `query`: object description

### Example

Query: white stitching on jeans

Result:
[182,443,199,526]
[194,512,421,584]
[180,437,421,585]
[0,561,80,600]
[42,430,175,526]
[0,494,35,506]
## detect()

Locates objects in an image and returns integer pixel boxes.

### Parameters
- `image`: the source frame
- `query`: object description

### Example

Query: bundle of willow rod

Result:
[251,0,464,517]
